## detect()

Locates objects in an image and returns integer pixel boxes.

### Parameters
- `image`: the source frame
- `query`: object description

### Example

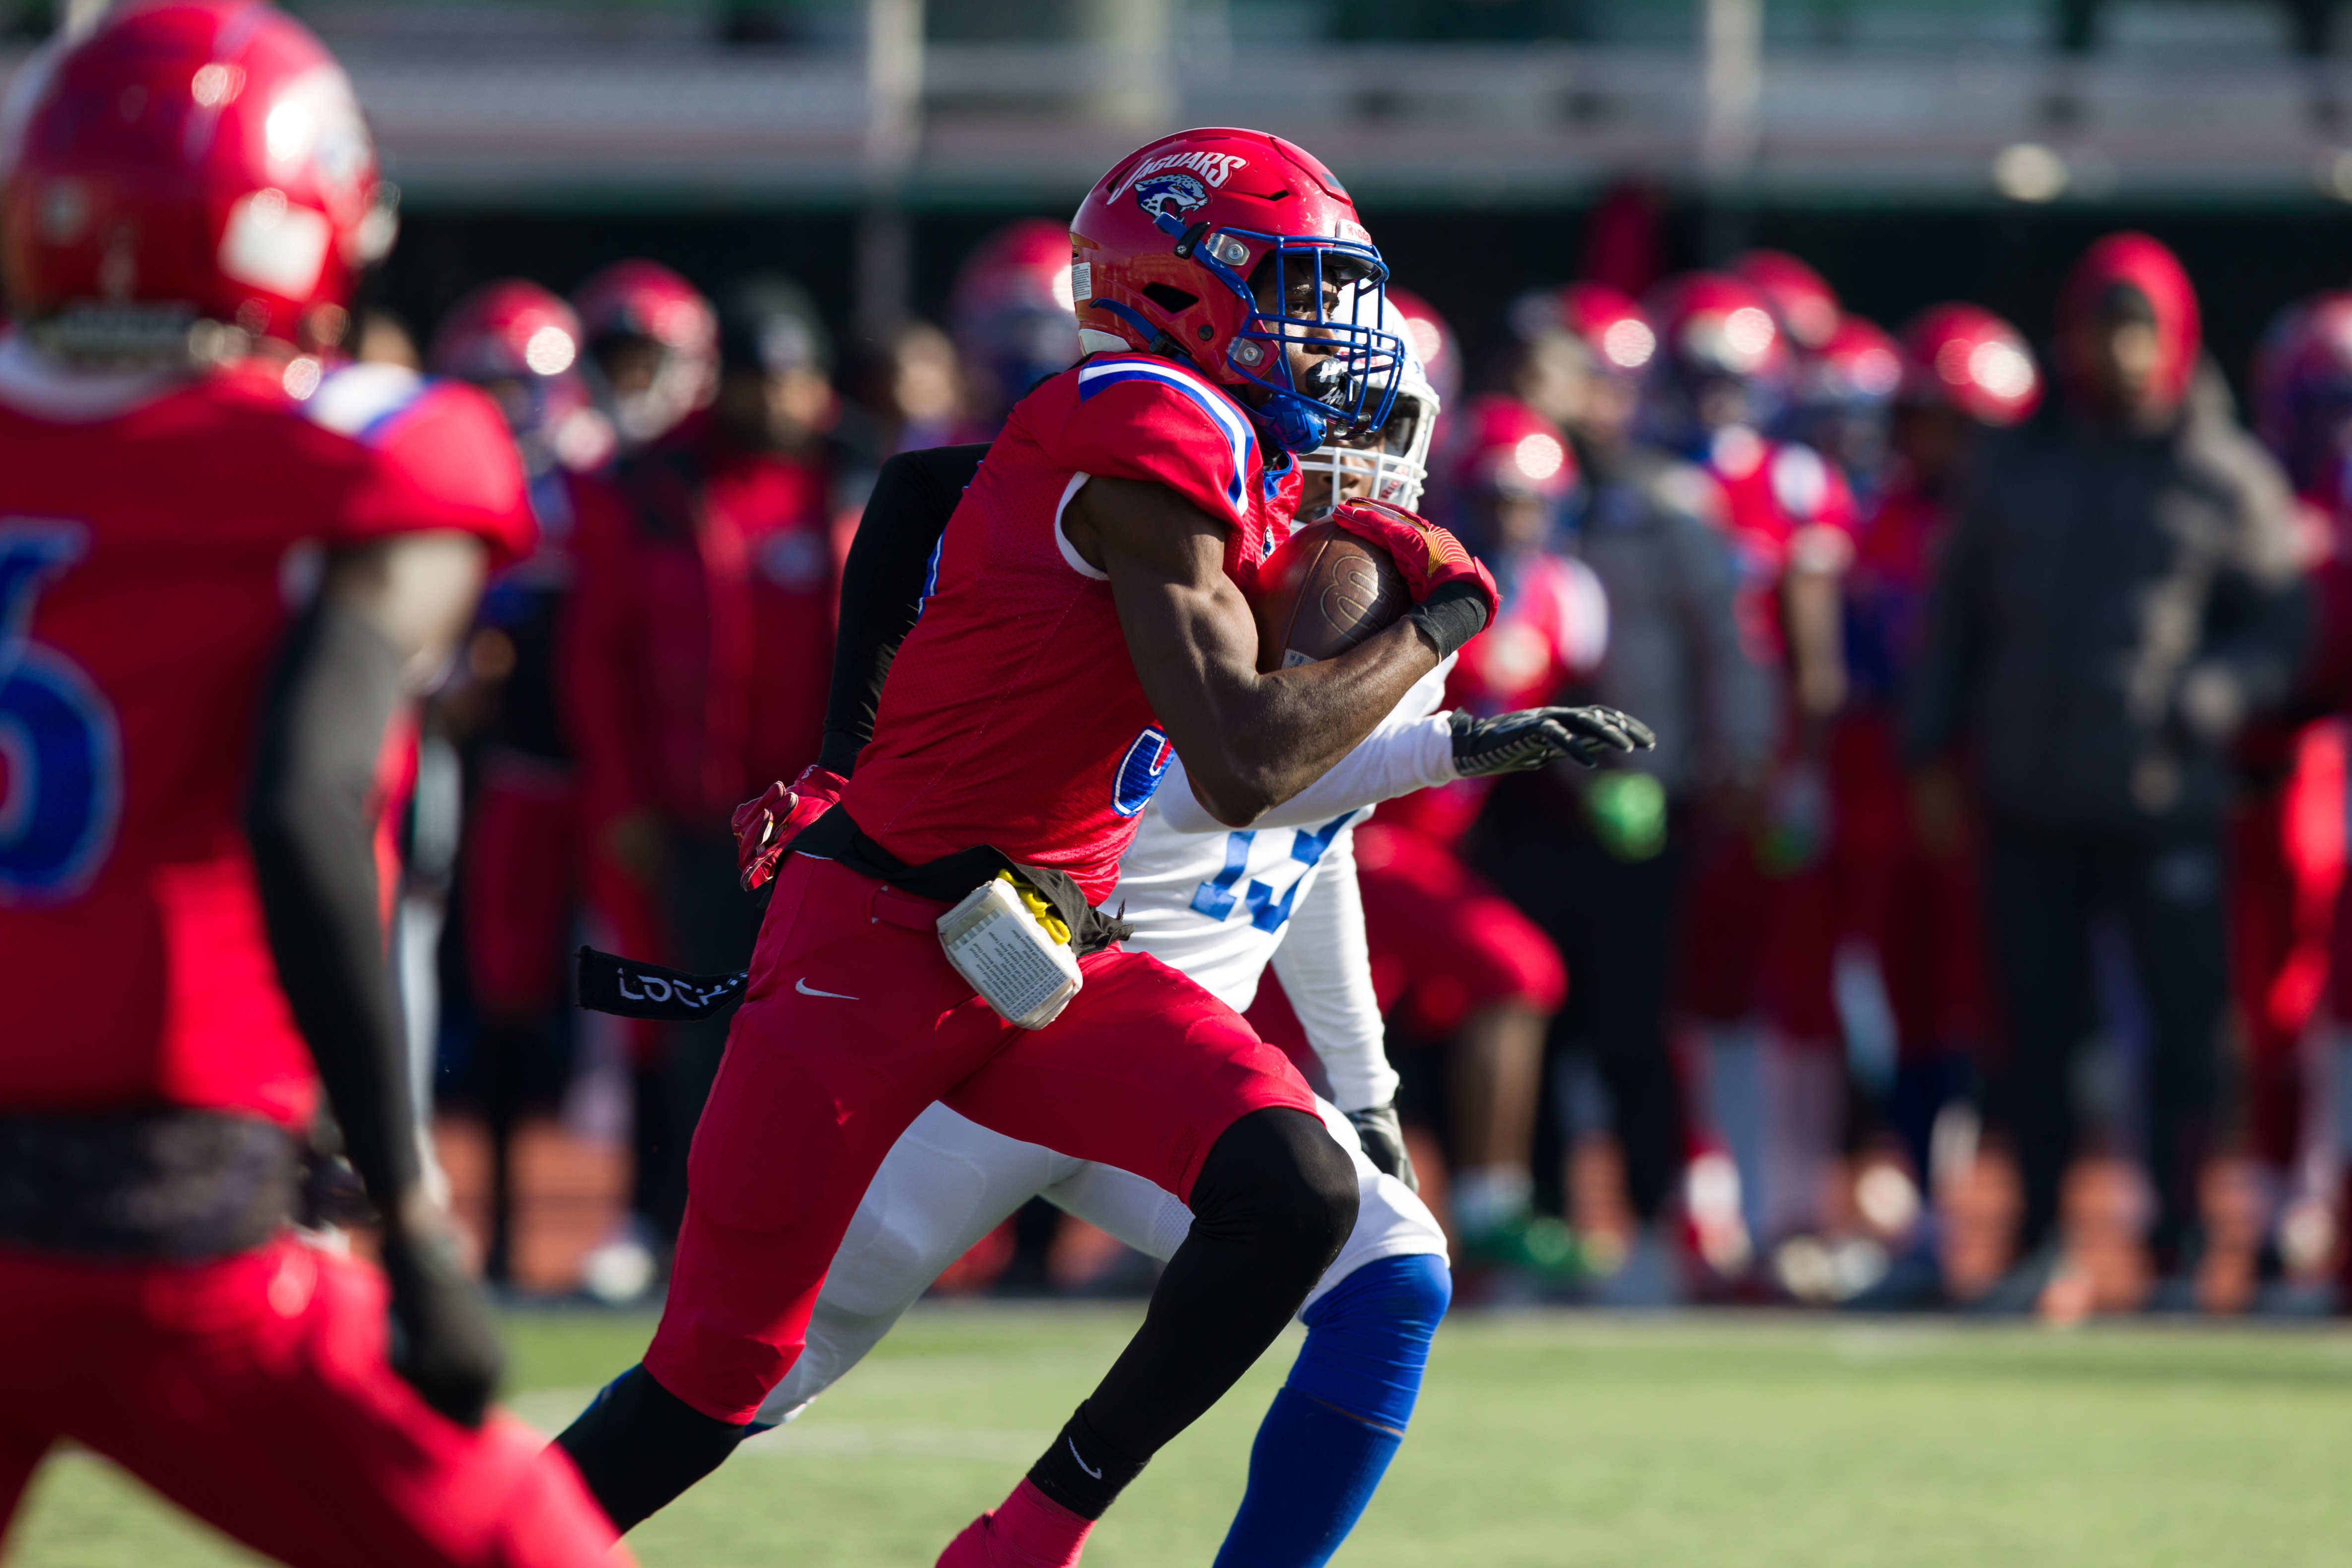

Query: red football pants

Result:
[1355,822,1567,1039]
[0,1238,624,1568]
[645,853,1319,1423]
[463,760,577,1018]
[2234,723,2346,1170]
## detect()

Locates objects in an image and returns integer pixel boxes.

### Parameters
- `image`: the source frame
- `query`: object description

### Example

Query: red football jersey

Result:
[0,340,531,1126]
[1698,426,1857,667]
[842,353,1299,900]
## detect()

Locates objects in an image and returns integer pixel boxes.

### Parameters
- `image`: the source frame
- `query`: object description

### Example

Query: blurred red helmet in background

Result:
[1557,280,1656,378]
[1803,314,1902,405]
[2,0,392,361]
[1383,284,1459,407]
[1733,249,1841,354]
[1898,303,2041,427]
[1647,272,1789,382]
[430,278,581,383]
[1070,126,1404,453]
[571,258,715,445]
[1454,393,1577,502]
[950,218,1080,417]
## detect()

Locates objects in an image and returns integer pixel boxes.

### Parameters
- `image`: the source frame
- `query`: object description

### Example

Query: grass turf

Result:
[10,1304,2352,1567]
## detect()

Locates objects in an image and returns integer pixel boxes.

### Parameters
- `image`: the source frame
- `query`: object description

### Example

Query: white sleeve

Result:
[1157,657,1460,836]
[1267,829,1397,1114]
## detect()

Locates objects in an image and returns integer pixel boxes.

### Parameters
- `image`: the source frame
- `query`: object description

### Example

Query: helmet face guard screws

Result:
[1071,128,1406,455]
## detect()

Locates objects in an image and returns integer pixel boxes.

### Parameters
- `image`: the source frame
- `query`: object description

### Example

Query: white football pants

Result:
[754,1097,1446,1428]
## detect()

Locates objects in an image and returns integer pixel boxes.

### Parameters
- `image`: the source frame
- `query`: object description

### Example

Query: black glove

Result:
[382,1221,506,1428]
[1344,1103,1418,1192]
[1449,705,1656,778]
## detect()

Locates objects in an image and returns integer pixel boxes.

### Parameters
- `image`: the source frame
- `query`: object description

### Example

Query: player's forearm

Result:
[1182,623,1438,824]
[245,593,426,1221]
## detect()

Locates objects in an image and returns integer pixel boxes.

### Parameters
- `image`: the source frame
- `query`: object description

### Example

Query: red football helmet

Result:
[572,258,716,445]
[1733,250,1841,353]
[2,0,392,361]
[1454,394,1577,503]
[429,279,610,472]
[1898,303,2041,428]
[1558,280,1656,378]
[950,218,1081,420]
[1070,127,1404,454]
[2251,292,2352,492]
[1639,272,1791,452]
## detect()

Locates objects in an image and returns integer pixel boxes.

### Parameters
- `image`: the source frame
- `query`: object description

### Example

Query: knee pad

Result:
[1193,1108,1361,1275]
[1291,1254,1452,1432]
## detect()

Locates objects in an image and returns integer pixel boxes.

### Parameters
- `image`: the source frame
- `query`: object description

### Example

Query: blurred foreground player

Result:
[0,3,621,1562]
[555,127,1499,1567]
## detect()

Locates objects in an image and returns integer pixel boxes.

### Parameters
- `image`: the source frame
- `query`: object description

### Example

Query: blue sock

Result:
[1212,1253,1452,1568]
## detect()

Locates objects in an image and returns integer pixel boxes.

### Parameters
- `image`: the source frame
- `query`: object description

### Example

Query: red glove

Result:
[1328,498,1500,658]
[731,764,847,891]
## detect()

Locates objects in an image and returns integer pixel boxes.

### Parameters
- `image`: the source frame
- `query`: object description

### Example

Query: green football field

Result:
[11,1303,2352,1568]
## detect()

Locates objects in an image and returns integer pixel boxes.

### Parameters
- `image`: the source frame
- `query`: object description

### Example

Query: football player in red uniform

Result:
[951,218,1084,434]
[573,260,718,452]
[2236,293,2352,1309]
[566,275,848,1297]
[429,281,615,1287]
[1359,393,1602,1279]
[553,128,1514,1568]
[1839,305,2039,1306]
[0,3,623,1561]
[1639,270,1861,1276]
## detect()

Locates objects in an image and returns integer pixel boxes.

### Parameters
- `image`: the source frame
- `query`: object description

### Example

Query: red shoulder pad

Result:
[1050,355,1267,529]
[306,366,534,564]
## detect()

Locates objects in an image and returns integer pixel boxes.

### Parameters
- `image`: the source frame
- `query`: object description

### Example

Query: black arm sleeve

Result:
[244,591,419,1210]
[819,443,990,775]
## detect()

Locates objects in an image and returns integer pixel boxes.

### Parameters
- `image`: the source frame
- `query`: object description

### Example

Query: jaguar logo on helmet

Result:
[1133,171,1209,225]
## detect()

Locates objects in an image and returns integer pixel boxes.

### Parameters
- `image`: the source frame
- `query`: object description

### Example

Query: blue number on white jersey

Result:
[0,521,122,904]
[1189,812,1355,933]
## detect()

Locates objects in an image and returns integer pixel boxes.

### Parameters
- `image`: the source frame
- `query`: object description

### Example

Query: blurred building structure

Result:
[6,1,2352,209]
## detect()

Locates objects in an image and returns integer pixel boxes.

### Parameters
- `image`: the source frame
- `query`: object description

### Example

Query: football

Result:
[1249,520,1411,672]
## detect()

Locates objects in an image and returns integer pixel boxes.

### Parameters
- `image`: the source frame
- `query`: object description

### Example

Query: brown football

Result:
[1249,519,1411,673]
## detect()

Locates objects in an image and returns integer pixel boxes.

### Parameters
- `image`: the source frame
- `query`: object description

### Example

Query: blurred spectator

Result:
[1837,304,2041,1309]
[574,259,719,451]
[1784,314,1902,501]
[1471,283,1770,1305]
[427,280,617,1285]
[565,271,845,1299]
[1904,234,2308,1313]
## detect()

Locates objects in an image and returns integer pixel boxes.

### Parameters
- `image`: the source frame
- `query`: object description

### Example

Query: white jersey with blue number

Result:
[1110,658,1457,1113]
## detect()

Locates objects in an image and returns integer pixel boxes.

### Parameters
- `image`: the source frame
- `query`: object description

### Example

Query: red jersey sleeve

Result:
[1051,356,1271,531]
[303,365,536,564]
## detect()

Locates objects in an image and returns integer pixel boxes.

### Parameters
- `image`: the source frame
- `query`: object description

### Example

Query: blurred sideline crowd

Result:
[395,215,2352,1319]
